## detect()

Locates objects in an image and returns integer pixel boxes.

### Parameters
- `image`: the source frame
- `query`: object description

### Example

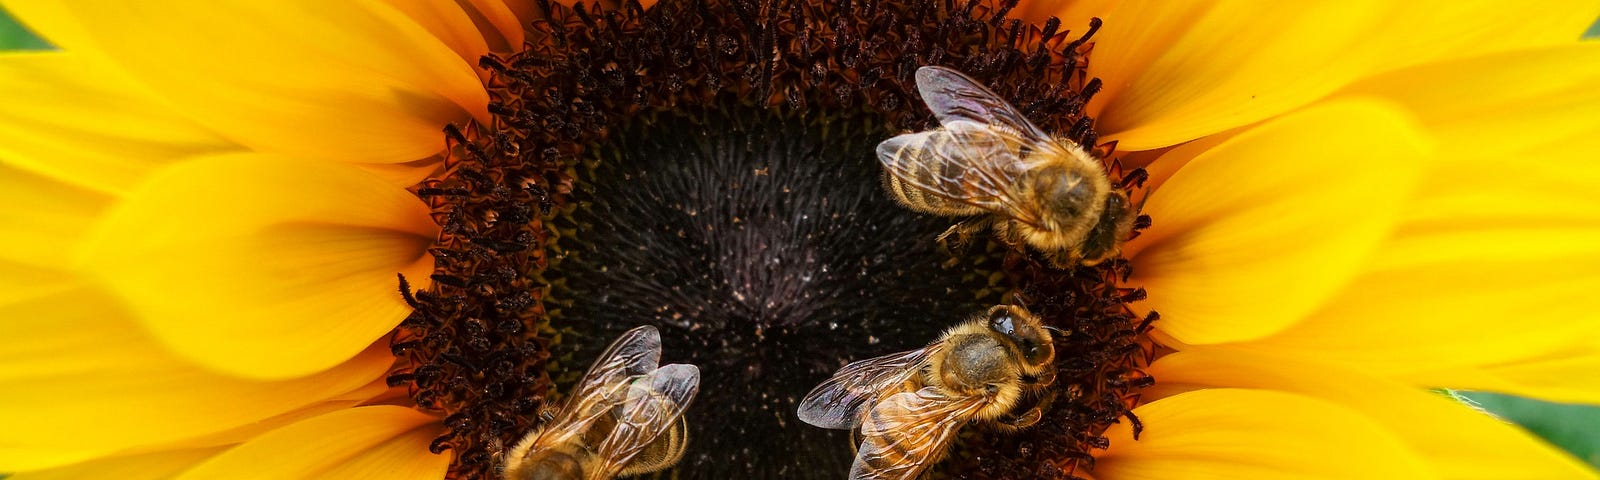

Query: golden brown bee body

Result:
[878,66,1136,266]
[502,326,699,480]
[796,306,1058,480]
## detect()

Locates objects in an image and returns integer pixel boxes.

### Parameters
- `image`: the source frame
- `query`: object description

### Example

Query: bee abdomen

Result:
[514,450,586,480]
[849,415,922,477]
[883,177,979,216]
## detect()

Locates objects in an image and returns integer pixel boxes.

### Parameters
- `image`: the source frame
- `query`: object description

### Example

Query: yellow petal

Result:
[1088,1,1600,151]
[5,1,489,164]
[1341,43,1600,162]
[1088,0,1390,150]
[1228,49,1600,376]
[1230,227,1600,378]
[173,406,448,480]
[1147,349,1597,480]
[0,51,235,195]
[1223,128,1600,376]
[0,163,110,269]
[0,284,392,471]
[1373,2,1600,71]
[1404,341,1600,406]
[79,153,436,379]
[1126,99,1426,345]
[163,380,393,450]
[9,447,228,480]
[1094,389,1432,480]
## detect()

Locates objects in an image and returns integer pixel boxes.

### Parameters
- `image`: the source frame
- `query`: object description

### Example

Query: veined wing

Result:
[797,347,932,430]
[551,325,664,429]
[848,387,988,480]
[915,66,1051,143]
[591,364,701,480]
[876,121,1050,226]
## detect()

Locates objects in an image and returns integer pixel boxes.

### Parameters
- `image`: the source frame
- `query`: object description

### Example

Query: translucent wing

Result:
[550,326,663,430]
[797,347,932,430]
[522,383,626,454]
[848,387,988,480]
[876,121,1051,226]
[593,364,701,479]
[915,66,1050,143]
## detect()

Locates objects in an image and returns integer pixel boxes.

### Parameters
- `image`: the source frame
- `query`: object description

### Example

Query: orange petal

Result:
[1095,389,1432,480]
[1147,349,1597,479]
[173,406,448,480]
[458,0,526,52]
[0,51,235,195]
[5,1,489,164]
[1010,0,1116,36]
[382,0,491,65]
[1126,99,1427,345]
[8,447,228,480]
[0,283,392,471]
[78,153,436,379]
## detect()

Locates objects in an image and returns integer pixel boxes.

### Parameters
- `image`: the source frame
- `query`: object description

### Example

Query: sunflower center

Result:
[393,1,1153,479]
[552,102,1000,476]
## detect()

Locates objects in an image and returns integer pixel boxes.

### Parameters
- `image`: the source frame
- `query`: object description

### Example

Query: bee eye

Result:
[989,310,1016,335]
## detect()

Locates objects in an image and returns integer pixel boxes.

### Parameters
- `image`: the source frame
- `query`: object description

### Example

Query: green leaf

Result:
[0,5,51,50]
[1459,392,1600,469]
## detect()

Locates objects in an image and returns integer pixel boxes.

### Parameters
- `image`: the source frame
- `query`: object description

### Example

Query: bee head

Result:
[984,305,1056,371]
[1078,190,1138,265]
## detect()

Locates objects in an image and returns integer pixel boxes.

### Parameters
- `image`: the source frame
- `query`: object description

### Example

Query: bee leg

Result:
[937,217,992,250]
[1044,249,1080,269]
[995,405,1044,429]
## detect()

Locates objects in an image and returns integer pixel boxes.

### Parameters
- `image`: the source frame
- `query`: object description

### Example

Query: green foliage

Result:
[0,6,49,50]
[1459,392,1600,469]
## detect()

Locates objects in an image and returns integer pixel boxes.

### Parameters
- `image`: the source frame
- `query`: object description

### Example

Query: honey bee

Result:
[878,66,1137,267]
[502,326,700,480]
[796,305,1059,479]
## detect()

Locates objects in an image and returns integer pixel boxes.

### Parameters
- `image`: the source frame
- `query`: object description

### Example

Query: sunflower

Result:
[2,0,1598,479]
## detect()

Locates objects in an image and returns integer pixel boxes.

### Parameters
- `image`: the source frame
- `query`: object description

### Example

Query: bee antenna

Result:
[1044,325,1069,337]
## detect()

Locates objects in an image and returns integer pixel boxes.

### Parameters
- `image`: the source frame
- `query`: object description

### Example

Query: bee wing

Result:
[593,364,701,477]
[915,66,1051,143]
[550,326,664,429]
[848,387,988,480]
[796,347,932,430]
[876,122,1049,227]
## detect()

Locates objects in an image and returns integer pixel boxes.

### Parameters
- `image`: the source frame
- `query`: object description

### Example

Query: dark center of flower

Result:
[393,1,1154,479]
[554,103,1001,476]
